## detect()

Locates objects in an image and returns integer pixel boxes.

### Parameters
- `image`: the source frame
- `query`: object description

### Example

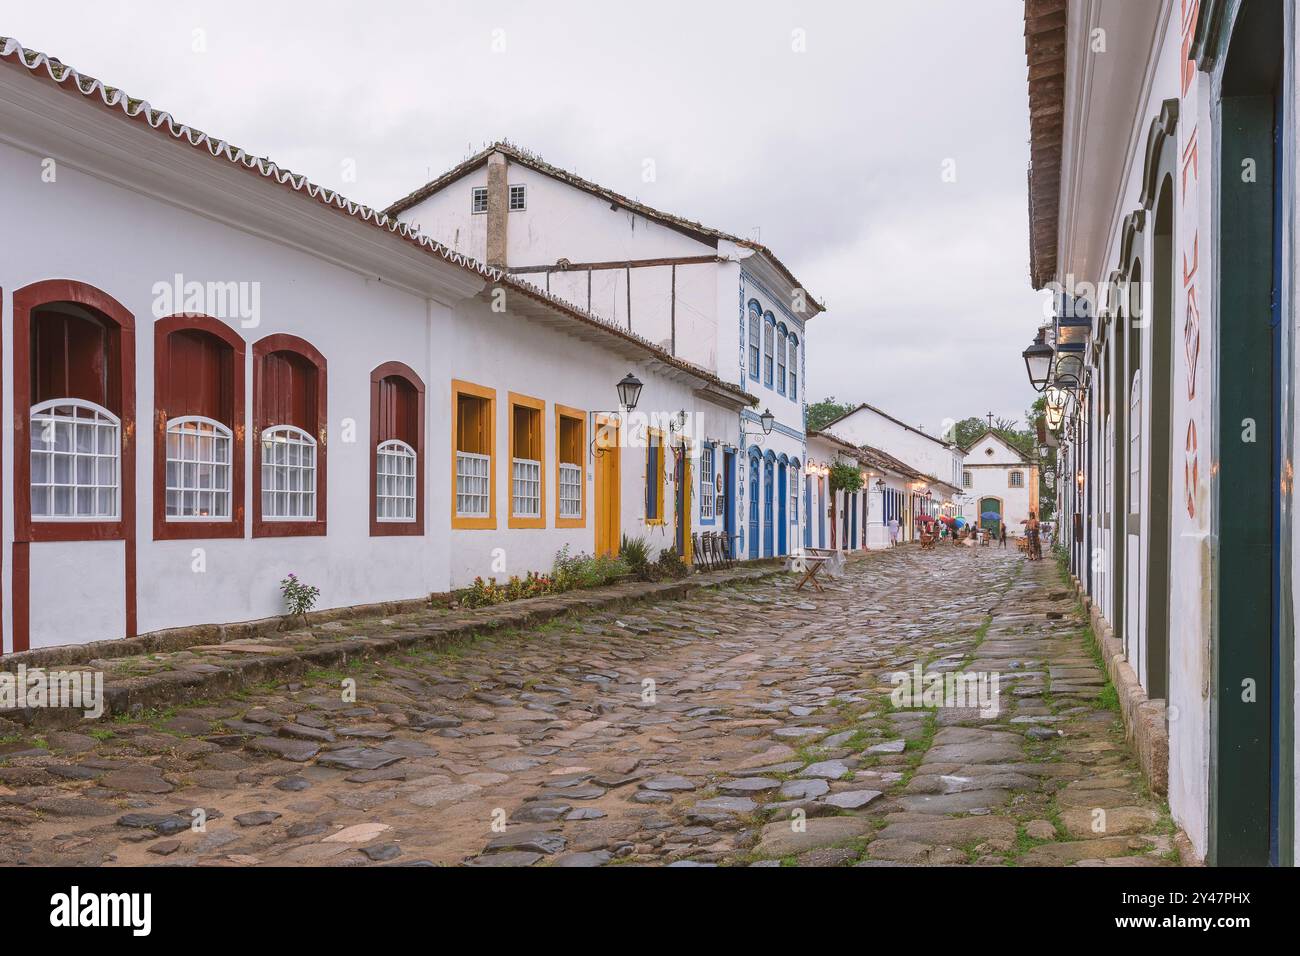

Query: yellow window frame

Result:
[645,427,666,526]
[451,379,496,530]
[555,403,586,529]
[508,391,546,529]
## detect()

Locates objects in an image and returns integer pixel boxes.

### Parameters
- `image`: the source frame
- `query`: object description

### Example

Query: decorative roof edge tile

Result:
[0,36,755,407]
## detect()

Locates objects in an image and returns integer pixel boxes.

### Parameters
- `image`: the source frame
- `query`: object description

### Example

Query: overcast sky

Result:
[5,0,1046,435]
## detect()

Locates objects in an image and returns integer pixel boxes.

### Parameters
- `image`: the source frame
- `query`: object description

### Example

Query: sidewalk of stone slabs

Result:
[0,563,789,734]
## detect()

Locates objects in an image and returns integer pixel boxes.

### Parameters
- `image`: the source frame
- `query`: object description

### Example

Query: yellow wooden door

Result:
[674,446,692,564]
[594,415,620,555]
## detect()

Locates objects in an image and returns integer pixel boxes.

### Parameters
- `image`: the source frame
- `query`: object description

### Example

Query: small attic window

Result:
[985,447,995,456]
[471,187,488,214]
[509,184,527,211]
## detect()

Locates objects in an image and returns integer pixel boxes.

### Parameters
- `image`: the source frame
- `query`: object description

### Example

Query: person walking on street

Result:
[1026,511,1041,561]
[1000,522,1007,548]
[888,515,900,547]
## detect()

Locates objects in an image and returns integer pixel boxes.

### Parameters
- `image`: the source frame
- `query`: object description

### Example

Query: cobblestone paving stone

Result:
[0,545,1182,867]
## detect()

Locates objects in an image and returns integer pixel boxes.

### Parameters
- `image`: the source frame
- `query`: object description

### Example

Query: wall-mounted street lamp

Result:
[616,372,643,411]
[875,477,886,492]
[739,407,776,446]
[1022,329,1054,393]
[591,371,643,458]
[1044,383,1072,432]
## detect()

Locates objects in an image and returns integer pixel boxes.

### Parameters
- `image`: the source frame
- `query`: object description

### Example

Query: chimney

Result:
[486,151,508,269]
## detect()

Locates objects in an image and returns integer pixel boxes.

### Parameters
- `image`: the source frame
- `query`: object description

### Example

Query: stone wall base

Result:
[1071,574,1169,797]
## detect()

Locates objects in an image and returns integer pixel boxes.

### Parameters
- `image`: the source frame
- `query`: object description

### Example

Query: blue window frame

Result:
[747,302,761,381]
[763,314,775,388]
[790,460,799,529]
[699,444,715,524]
[788,335,798,400]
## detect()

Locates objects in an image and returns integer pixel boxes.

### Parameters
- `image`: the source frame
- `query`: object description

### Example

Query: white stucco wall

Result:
[0,136,756,651]
[963,434,1034,533]
[397,161,722,371]
[828,406,962,489]
[1062,1,1211,857]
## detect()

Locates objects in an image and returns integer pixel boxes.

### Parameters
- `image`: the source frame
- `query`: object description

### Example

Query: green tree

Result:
[951,416,986,448]
[805,396,857,432]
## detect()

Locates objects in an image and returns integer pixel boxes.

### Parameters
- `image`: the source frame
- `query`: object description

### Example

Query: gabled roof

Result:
[819,402,955,451]
[383,141,823,316]
[806,430,959,493]
[960,429,1035,463]
[0,37,756,408]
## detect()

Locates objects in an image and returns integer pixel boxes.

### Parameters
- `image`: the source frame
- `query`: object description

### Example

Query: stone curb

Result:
[1069,574,1170,798]
[3,564,787,732]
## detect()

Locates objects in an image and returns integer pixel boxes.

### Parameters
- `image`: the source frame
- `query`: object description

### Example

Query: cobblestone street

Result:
[0,545,1182,867]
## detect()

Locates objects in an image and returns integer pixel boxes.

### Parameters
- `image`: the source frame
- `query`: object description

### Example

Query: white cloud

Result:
[4,0,1042,427]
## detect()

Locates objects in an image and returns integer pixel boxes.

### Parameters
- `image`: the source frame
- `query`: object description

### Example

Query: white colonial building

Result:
[385,143,823,563]
[0,39,820,654]
[1023,0,1298,865]
[806,428,961,552]
[960,430,1038,535]
[816,403,963,543]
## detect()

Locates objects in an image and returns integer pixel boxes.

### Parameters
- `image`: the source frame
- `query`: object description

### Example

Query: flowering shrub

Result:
[279,573,320,627]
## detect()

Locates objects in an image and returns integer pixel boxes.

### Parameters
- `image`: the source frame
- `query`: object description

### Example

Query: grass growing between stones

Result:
[895,710,938,790]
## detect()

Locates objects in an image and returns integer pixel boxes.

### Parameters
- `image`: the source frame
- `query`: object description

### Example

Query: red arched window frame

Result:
[370,362,426,536]
[10,279,137,652]
[252,333,327,538]
[153,315,246,540]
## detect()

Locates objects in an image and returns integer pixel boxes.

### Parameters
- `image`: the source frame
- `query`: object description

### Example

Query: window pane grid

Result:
[376,440,417,522]
[512,457,541,518]
[166,416,232,520]
[559,462,582,518]
[31,400,119,521]
[456,451,490,517]
[789,342,798,400]
[763,322,774,387]
[700,447,714,519]
[261,425,317,521]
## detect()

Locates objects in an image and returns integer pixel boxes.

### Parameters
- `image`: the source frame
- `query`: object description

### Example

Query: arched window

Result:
[763,313,776,387]
[790,334,800,401]
[12,281,138,652]
[790,459,800,526]
[253,334,327,537]
[747,301,762,381]
[371,362,425,535]
[31,398,119,520]
[28,304,123,523]
[261,425,317,519]
[154,316,245,539]
[776,323,788,396]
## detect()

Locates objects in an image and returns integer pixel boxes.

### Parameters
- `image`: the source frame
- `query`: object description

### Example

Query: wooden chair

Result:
[723,533,738,568]
[690,533,706,571]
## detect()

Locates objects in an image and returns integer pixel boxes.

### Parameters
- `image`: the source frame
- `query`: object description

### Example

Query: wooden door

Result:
[593,415,620,556]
